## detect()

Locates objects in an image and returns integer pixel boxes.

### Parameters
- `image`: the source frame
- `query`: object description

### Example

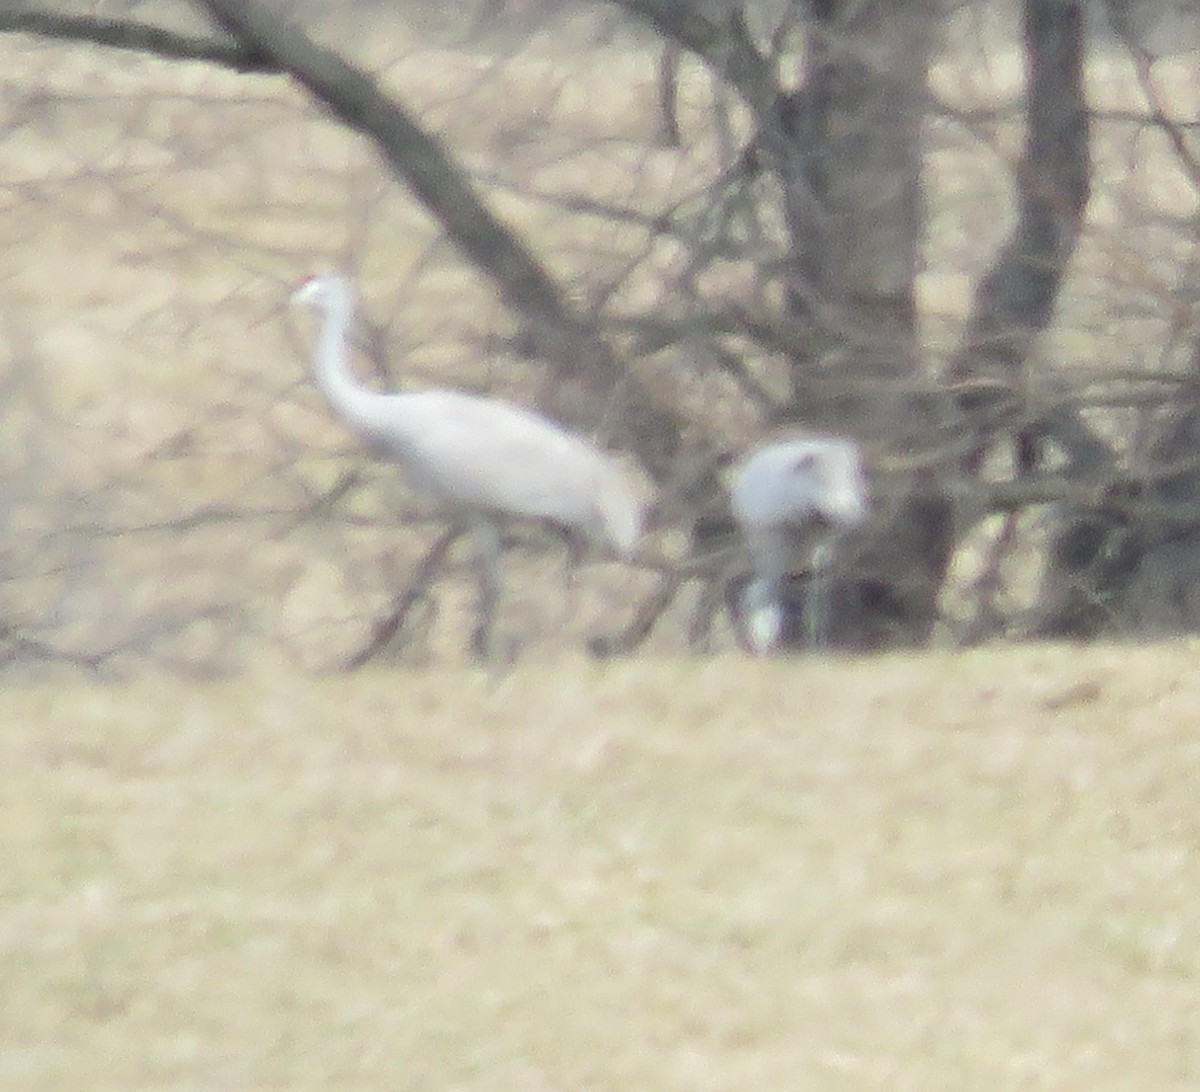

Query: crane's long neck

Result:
[312,285,382,436]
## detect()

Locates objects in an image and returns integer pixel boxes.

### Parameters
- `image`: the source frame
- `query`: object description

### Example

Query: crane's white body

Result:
[291,273,642,656]
[731,434,869,654]
[328,386,640,555]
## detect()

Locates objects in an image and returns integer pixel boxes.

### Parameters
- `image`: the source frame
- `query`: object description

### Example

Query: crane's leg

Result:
[470,519,503,660]
[741,573,783,655]
[692,557,742,650]
[804,540,834,650]
[557,532,587,641]
[740,535,786,655]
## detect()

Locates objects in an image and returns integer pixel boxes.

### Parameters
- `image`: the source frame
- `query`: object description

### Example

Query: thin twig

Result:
[343,527,463,669]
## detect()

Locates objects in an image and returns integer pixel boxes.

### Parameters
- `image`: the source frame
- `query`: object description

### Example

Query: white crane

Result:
[290,273,643,659]
[730,433,869,654]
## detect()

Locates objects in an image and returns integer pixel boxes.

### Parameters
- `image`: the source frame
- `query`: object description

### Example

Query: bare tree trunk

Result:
[621,1,949,649]
[950,0,1092,457]
[776,0,931,437]
[1032,6,1200,640]
[767,1,949,648]
[939,0,1106,641]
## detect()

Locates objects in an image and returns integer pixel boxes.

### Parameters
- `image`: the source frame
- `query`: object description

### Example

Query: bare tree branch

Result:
[604,0,778,119]
[343,526,463,670]
[187,0,686,478]
[2,1,692,480]
[191,0,567,334]
[0,6,269,70]
[1121,38,1200,192]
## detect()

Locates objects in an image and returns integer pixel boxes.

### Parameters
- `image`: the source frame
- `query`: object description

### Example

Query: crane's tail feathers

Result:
[598,471,643,559]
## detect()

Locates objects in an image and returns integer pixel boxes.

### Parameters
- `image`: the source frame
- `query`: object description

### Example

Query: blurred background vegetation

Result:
[3,0,1200,670]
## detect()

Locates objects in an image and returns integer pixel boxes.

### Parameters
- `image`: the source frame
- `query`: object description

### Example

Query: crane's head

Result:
[290,272,350,312]
[788,442,870,529]
[732,434,869,534]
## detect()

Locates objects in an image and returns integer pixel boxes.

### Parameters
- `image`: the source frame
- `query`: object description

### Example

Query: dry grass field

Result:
[5,640,1200,1089]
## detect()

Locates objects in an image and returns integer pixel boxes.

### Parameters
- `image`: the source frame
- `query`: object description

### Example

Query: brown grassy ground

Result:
[4,640,1200,1089]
